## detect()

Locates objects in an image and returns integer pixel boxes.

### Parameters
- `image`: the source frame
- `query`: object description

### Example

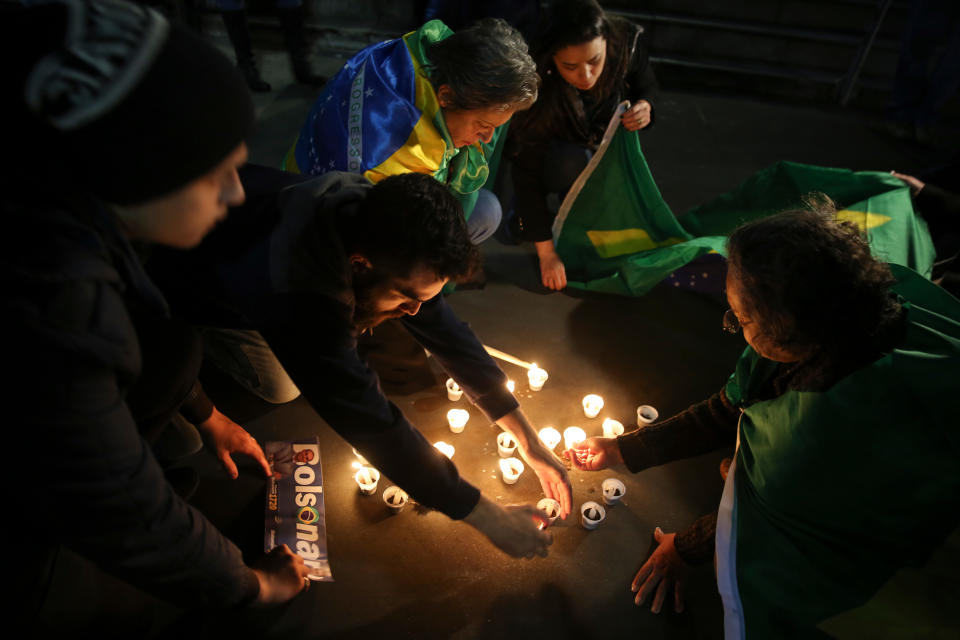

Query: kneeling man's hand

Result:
[464,495,552,559]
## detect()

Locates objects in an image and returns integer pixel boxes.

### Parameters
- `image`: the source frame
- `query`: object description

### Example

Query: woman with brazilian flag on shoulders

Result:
[566,200,960,637]
[283,18,538,245]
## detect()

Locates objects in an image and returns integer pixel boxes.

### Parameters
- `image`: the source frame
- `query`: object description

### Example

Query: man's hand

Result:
[463,495,552,558]
[251,544,312,606]
[497,409,572,519]
[890,171,925,196]
[632,527,691,613]
[197,407,271,479]
[621,100,653,131]
[518,440,572,519]
[564,436,624,471]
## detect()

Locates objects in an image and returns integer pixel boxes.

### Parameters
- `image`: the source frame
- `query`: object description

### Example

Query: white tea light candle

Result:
[563,426,587,450]
[601,478,626,506]
[433,441,455,459]
[527,365,548,391]
[382,485,409,513]
[497,431,517,458]
[582,394,604,419]
[538,427,562,450]
[446,408,469,433]
[354,466,380,495]
[537,498,560,527]
[637,405,659,425]
[499,457,524,484]
[580,501,606,530]
[445,378,463,401]
[602,418,624,438]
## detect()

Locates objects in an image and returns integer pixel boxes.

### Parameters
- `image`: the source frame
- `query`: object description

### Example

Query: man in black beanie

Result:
[1,0,311,632]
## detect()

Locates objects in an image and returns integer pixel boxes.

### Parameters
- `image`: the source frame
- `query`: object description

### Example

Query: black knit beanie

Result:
[6,0,255,204]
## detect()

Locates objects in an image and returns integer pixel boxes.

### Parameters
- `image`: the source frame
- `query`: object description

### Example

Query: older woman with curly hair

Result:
[566,201,960,635]
[284,18,538,245]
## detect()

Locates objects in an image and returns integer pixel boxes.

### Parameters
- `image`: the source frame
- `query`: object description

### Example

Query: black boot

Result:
[278,6,325,88]
[221,9,271,93]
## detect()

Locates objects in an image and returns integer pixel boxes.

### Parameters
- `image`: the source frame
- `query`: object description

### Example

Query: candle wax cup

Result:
[355,466,380,495]
[563,426,587,450]
[582,394,604,419]
[602,418,624,438]
[433,441,455,459]
[383,485,408,512]
[601,478,626,505]
[537,498,561,526]
[580,501,606,529]
[527,366,548,391]
[538,427,562,449]
[497,432,517,457]
[445,378,463,401]
[447,409,469,433]
[499,457,524,484]
[637,405,659,425]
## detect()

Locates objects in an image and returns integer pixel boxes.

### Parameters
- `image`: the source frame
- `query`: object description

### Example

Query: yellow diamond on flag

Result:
[586,229,686,258]
[836,209,891,232]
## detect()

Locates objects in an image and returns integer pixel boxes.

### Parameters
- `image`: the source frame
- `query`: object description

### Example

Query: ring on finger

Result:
[303,576,311,591]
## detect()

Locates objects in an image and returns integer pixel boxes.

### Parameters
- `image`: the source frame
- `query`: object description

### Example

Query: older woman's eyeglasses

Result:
[722,309,742,334]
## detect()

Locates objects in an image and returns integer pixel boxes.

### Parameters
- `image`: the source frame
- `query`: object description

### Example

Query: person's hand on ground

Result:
[251,544,312,606]
[891,171,925,196]
[464,495,552,558]
[632,527,691,613]
[535,240,567,290]
[622,100,653,131]
[518,440,572,519]
[564,436,624,471]
[197,406,271,478]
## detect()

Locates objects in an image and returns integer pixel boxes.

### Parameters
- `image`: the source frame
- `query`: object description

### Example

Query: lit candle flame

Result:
[563,426,587,450]
[433,441,455,459]
[538,427,562,449]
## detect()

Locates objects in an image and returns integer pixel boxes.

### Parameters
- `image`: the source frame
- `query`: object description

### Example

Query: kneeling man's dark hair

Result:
[351,173,480,281]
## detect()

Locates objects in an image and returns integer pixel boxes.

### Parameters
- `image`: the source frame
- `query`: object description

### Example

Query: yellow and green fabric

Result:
[283,20,504,218]
[553,105,937,296]
[717,264,960,637]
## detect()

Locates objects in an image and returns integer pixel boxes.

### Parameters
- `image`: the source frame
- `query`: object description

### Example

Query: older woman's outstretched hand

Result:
[632,527,691,614]
[564,436,624,471]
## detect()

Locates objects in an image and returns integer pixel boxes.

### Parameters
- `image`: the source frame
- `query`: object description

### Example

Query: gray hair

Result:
[426,18,539,112]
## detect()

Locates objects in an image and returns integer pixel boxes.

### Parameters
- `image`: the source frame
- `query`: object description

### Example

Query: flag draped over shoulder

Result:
[284,20,505,219]
[553,103,937,296]
[717,264,960,637]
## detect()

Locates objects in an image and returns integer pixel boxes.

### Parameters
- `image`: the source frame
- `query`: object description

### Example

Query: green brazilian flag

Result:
[553,104,937,296]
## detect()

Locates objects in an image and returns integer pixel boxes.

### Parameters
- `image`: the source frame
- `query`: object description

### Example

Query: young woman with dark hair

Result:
[506,0,659,289]
[564,203,960,634]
